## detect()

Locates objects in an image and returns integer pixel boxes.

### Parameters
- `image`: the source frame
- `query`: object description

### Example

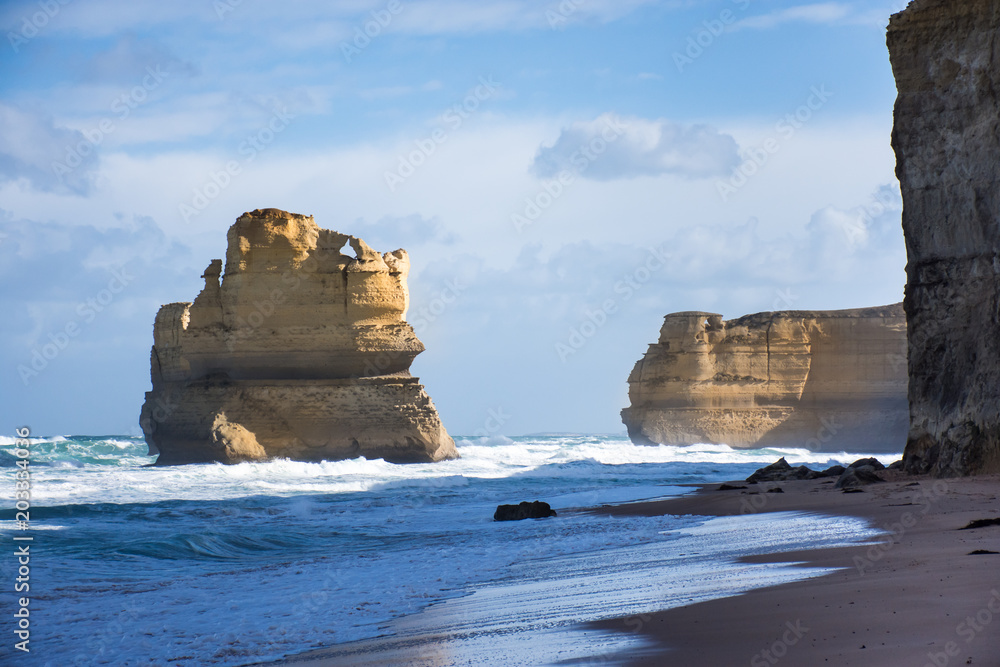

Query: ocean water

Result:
[0,435,895,666]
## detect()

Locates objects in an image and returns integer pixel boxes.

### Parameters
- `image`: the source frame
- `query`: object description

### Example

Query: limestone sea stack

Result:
[889,0,1000,476]
[621,305,908,452]
[139,208,457,465]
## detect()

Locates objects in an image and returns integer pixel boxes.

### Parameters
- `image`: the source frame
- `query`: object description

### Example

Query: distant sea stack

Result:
[621,306,908,453]
[889,1,1000,476]
[140,208,457,465]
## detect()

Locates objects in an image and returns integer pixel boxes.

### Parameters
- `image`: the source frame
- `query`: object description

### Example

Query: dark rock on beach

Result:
[746,457,886,487]
[959,518,1000,531]
[848,457,885,471]
[494,501,557,521]
[835,465,885,489]
[746,458,819,483]
[746,457,849,484]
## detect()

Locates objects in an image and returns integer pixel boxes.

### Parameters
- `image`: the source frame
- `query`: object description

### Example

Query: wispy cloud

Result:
[358,80,444,101]
[0,0,664,39]
[732,3,854,31]
[0,103,97,193]
[531,113,740,181]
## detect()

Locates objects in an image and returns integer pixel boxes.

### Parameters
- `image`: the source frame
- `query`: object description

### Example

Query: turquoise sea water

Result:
[0,435,894,666]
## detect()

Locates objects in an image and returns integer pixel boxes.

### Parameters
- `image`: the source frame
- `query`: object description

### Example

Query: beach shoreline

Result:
[589,473,1000,666]
[252,469,1000,667]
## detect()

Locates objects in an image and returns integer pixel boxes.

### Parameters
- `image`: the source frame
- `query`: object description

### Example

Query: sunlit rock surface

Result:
[140,208,457,465]
[622,305,908,453]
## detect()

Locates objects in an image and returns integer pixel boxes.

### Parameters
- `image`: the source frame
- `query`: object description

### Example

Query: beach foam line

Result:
[250,511,878,667]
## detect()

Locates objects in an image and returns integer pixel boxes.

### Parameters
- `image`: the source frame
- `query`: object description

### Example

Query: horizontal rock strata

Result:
[140,208,457,464]
[622,305,908,452]
[888,0,1000,476]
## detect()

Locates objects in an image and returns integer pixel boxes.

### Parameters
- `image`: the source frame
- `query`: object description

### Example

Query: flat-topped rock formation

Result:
[622,305,908,452]
[889,0,1000,476]
[140,208,457,465]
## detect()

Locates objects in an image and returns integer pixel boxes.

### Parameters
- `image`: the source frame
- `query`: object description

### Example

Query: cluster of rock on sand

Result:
[742,456,896,491]
[142,2,999,478]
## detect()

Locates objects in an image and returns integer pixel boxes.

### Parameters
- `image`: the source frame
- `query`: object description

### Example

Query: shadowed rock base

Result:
[889,0,1000,476]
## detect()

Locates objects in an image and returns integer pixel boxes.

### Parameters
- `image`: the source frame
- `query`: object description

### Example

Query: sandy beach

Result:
[590,473,1000,666]
[256,472,1000,667]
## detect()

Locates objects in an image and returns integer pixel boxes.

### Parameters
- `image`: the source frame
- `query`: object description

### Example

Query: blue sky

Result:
[1,0,910,438]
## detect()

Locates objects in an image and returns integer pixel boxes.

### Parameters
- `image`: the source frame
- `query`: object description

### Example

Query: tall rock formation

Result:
[622,306,908,453]
[140,208,457,465]
[889,0,1000,476]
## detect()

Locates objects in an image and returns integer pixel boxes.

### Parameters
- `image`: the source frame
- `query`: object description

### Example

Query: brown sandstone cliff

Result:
[139,208,457,465]
[622,306,908,452]
[889,0,1000,476]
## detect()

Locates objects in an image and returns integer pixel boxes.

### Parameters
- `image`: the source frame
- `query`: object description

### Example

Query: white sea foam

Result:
[0,434,67,445]
[0,435,899,507]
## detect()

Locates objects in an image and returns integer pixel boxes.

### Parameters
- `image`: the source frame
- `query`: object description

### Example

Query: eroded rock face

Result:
[888,0,1000,476]
[622,306,908,452]
[140,208,457,465]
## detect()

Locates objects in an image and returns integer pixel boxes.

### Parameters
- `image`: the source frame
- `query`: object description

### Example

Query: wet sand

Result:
[255,473,1000,666]
[590,474,1000,666]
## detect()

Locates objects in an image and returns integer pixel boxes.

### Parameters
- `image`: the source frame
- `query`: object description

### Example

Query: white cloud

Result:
[0,103,97,193]
[358,81,444,101]
[531,113,741,181]
[351,214,458,249]
[0,0,664,39]
[732,3,853,31]
[79,34,199,83]
[386,0,664,34]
